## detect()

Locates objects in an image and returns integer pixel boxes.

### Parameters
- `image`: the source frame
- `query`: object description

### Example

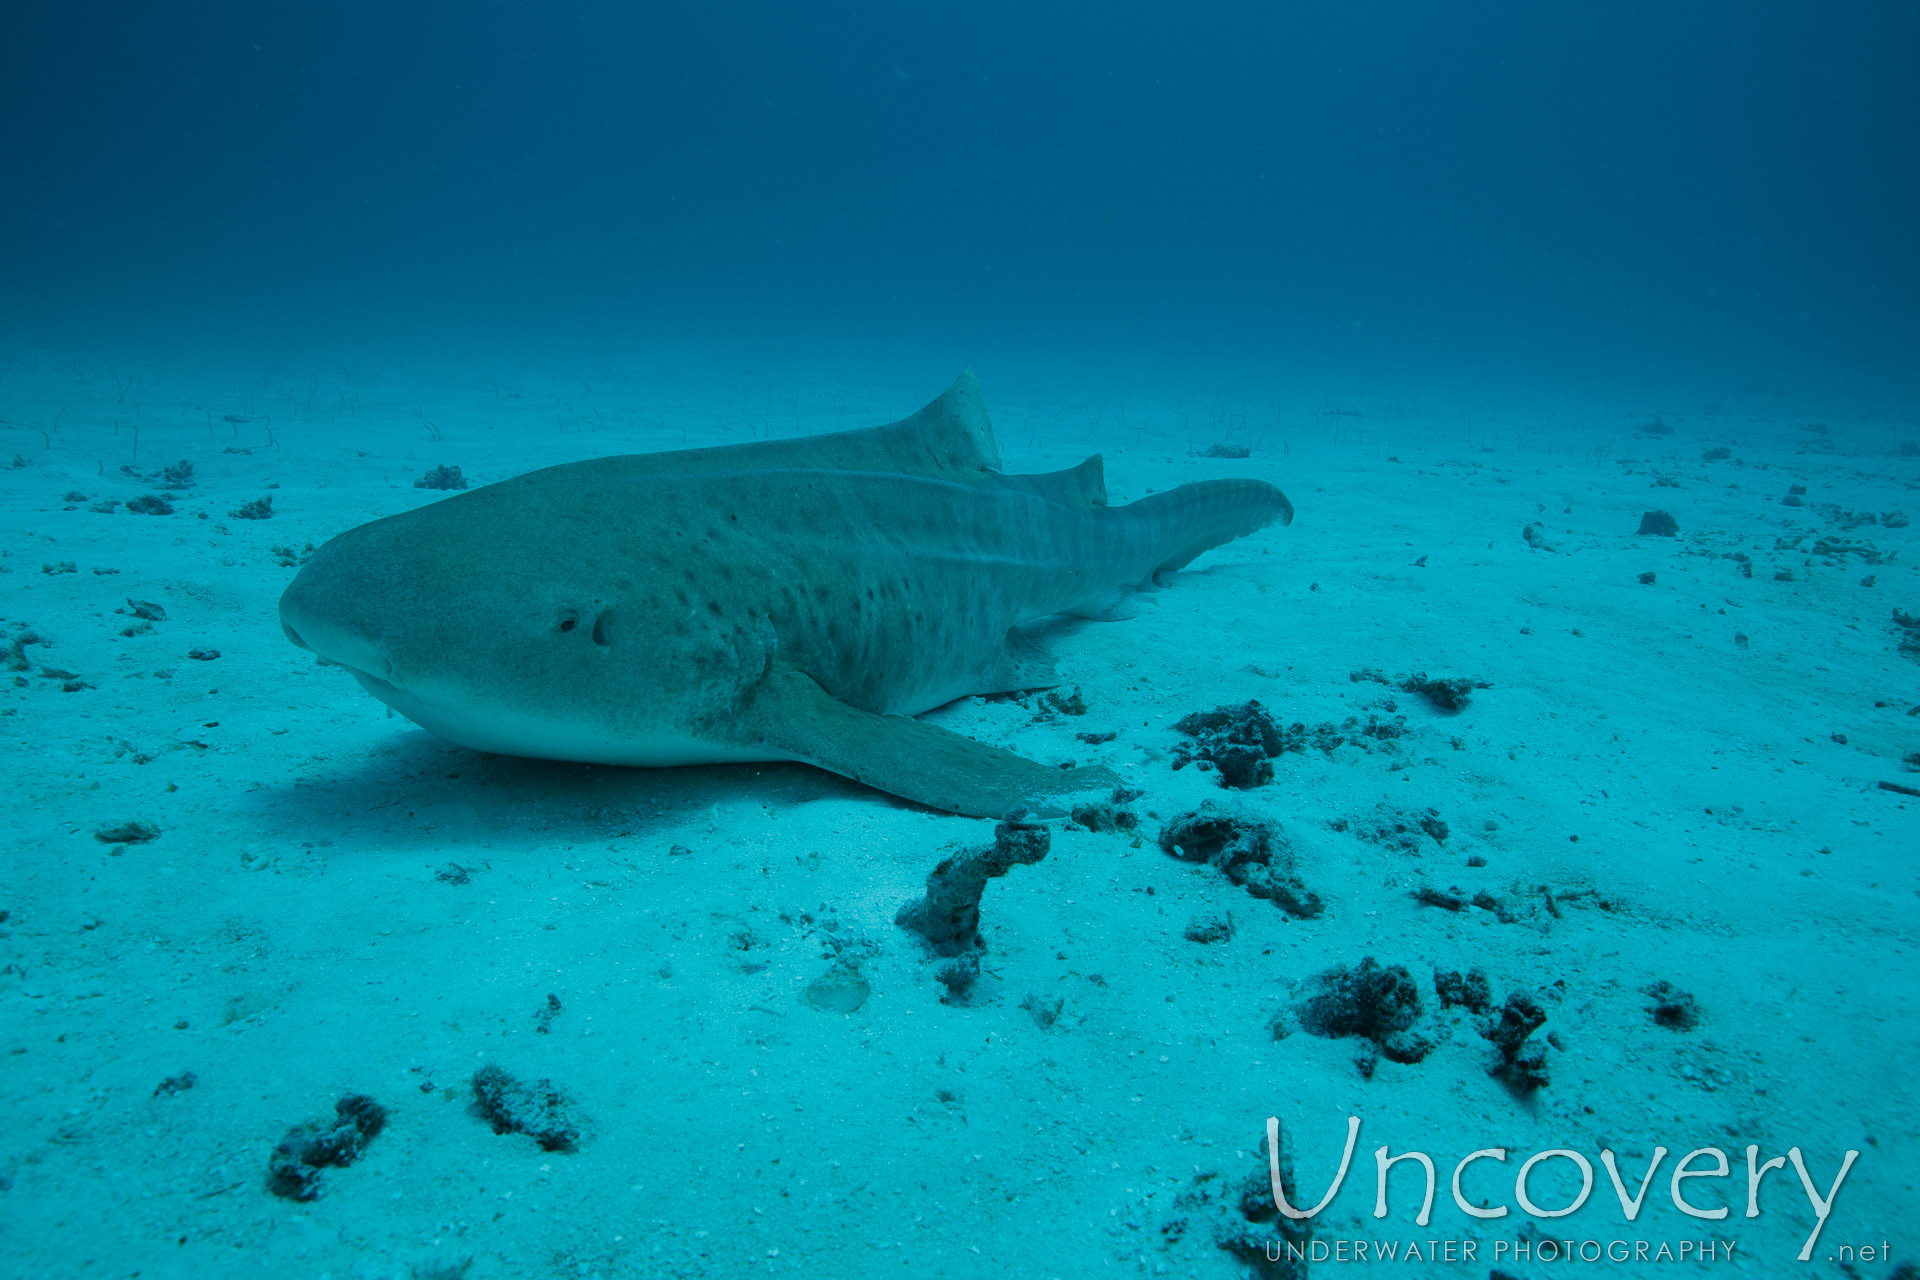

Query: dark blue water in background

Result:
[4,1,1916,401]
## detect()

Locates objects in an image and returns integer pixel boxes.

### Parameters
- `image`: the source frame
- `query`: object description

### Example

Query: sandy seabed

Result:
[1,344,1914,1279]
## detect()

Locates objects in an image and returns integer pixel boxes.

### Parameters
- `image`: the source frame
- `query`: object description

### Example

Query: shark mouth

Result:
[282,614,402,685]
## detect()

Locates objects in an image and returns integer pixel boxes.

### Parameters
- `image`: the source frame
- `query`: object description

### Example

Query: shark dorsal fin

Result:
[1057,454,1108,507]
[860,368,1002,475]
[511,372,1003,496]
[1000,454,1107,511]
[739,368,999,477]
[579,369,1000,480]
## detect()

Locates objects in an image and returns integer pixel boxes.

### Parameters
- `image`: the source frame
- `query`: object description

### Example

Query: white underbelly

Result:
[351,670,780,767]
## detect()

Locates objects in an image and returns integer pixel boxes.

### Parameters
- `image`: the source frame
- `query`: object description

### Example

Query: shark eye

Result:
[556,611,579,633]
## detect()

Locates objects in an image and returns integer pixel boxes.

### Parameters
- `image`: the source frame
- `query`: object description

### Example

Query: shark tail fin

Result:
[1128,479,1293,584]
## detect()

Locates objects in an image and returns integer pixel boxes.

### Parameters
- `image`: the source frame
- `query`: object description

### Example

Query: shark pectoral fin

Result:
[744,666,1121,819]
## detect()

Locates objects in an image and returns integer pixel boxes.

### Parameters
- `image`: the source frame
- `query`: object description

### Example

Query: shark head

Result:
[277,485,773,766]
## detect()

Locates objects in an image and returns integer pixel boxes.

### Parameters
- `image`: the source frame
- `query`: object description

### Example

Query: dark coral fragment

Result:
[935,953,980,1005]
[1287,957,1434,1071]
[896,814,1050,956]
[1069,798,1138,833]
[416,464,469,490]
[1643,980,1700,1030]
[1184,911,1235,943]
[1041,686,1087,716]
[1894,609,1920,660]
[1069,786,1141,833]
[470,1066,580,1152]
[1171,701,1284,788]
[1336,803,1448,852]
[1414,885,1469,911]
[1398,672,1492,711]
[1355,667,1491,711]
[1213,1126,1313,1278]
[1434,968,1492,1014]
[1638,509,1679,536]
[1483,993,1551,1090]
[1159,803,1321,918]
[94,820,160,844]
[267,1093,388,1200]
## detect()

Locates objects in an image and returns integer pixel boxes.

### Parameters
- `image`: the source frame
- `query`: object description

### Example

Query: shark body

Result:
[278,371,1291,816]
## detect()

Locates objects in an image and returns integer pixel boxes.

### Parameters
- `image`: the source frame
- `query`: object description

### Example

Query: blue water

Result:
[5,2,1916,397]
[1,4,1915,1277]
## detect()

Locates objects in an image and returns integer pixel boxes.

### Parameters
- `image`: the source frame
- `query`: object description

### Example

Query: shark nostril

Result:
[282,622,309,650]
